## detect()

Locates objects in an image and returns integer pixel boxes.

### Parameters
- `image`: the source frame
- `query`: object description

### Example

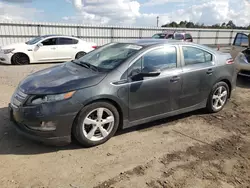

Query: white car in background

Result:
[0,35,97,65]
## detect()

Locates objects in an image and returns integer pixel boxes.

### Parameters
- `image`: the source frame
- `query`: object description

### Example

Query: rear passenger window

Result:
[182,46,212,65]
[58,38,78,45]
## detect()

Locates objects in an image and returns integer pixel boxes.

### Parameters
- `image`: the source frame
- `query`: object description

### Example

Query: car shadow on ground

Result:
[0,77,249,155]
[0,106,204,156]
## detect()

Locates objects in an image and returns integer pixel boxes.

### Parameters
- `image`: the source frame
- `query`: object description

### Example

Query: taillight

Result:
[92,46,97,49]
[226,58,234,64]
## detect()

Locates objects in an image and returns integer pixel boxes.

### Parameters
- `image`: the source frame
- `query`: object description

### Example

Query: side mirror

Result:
[140,66,161,77]
[37,43,43,47]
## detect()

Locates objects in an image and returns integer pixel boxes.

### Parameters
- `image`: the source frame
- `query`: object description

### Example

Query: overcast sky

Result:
[0,0,249,27]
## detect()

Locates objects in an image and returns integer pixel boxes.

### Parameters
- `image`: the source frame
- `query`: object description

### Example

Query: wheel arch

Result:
[214,77,232,98]
[71,96,126,135]
[11,52,31,65]
[75,51,87,59]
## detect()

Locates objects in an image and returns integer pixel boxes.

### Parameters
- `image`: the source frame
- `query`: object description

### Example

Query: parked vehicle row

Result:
[0,35,97,65]
[152,31,193,42]
[9,39,237,147]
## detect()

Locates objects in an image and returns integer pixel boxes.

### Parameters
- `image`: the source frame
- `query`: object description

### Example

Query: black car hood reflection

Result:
[19,62,107,95]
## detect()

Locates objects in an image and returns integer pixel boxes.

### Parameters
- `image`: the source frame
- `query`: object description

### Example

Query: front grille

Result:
[10,88,28,108]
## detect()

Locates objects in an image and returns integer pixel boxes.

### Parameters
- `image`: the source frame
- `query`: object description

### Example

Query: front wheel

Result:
[73,101,120,147]
[11,53,30,65]
[206,82,229,113]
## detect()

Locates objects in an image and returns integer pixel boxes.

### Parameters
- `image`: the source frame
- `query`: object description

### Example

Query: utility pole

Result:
[157,16,159,27]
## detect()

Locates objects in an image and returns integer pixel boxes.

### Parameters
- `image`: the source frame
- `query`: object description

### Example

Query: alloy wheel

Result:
[82,107,115,141]
[212,86,228,110]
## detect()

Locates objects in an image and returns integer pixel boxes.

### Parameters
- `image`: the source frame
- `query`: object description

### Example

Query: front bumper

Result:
[8,102,80,146]
[0,52,12,64]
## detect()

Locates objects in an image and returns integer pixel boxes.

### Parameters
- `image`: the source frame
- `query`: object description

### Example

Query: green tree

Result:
[186,22,195,28]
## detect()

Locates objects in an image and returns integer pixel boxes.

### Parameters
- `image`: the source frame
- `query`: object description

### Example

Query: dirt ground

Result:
[0,63,250,188]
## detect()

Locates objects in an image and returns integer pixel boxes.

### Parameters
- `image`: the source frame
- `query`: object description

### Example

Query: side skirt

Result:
[122,100,207,129]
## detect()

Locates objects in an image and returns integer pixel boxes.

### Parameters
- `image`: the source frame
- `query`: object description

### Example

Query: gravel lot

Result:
[0,62,250,188]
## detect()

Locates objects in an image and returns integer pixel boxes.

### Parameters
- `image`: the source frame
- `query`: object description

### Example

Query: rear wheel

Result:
[73,101,120,147]
[11,53,30,65]
[206,82,229,113]
[75,52,86,59]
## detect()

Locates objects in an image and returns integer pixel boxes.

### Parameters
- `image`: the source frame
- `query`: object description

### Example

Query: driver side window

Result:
[42,38,57,46]
[128,46,177,77]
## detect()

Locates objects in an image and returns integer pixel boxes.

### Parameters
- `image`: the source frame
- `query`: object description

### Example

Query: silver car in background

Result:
[230,32,250,77]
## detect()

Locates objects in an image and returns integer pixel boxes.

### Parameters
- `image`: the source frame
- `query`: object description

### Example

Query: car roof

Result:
[154,32,191,35]
[118,39,217,53]
[121,39,190,46]
[41,34,79,39]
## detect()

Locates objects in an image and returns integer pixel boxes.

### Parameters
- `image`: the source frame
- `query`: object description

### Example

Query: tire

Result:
[206,81,229,113]
[75,52,86,59]
[11,53,30,65]
[73,101,120,147]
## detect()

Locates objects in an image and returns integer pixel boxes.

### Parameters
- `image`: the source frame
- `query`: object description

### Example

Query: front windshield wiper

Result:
[71,60,98,72]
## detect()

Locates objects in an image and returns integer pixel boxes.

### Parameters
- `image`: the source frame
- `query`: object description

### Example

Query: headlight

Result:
[3,48,15,54]
[30,91,76,105]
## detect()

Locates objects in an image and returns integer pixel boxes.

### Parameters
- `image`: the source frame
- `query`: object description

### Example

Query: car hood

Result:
[1,43,28,50]
[19,62,107,95]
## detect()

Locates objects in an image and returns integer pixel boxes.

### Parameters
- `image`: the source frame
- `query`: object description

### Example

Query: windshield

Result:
[174,34,184,40]
[75,43,143,71]
[25,36,45,45]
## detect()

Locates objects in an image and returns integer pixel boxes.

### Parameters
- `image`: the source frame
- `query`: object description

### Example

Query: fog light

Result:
[29,121,56,131]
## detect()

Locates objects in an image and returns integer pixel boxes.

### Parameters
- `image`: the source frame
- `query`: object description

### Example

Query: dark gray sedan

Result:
[9,39,237,147]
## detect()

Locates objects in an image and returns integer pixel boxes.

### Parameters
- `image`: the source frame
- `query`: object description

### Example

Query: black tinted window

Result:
[185,34,192,39]
[58,38,78,45]
[152,34,166,39]
[42,38,57,45]
[234,33,248,46]
[166,34,173,39]
[182,46,212,65]
[174,34,184,40]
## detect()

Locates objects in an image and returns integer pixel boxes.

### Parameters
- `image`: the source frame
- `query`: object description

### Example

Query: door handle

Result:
[170,76,180,82]
[51,47,56,50]
[72,46,77,49]
[206,68,214,75]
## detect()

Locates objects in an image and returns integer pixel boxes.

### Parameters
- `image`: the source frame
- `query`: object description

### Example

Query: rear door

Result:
[230,33,249,60]
[179,45,216,109]
[57,37,79,60]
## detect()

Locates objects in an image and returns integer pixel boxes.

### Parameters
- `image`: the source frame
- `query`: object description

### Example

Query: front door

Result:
[230,33,249,60]
[179,45,216,109]
[33,37,59,62]
[128,46,182,122]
